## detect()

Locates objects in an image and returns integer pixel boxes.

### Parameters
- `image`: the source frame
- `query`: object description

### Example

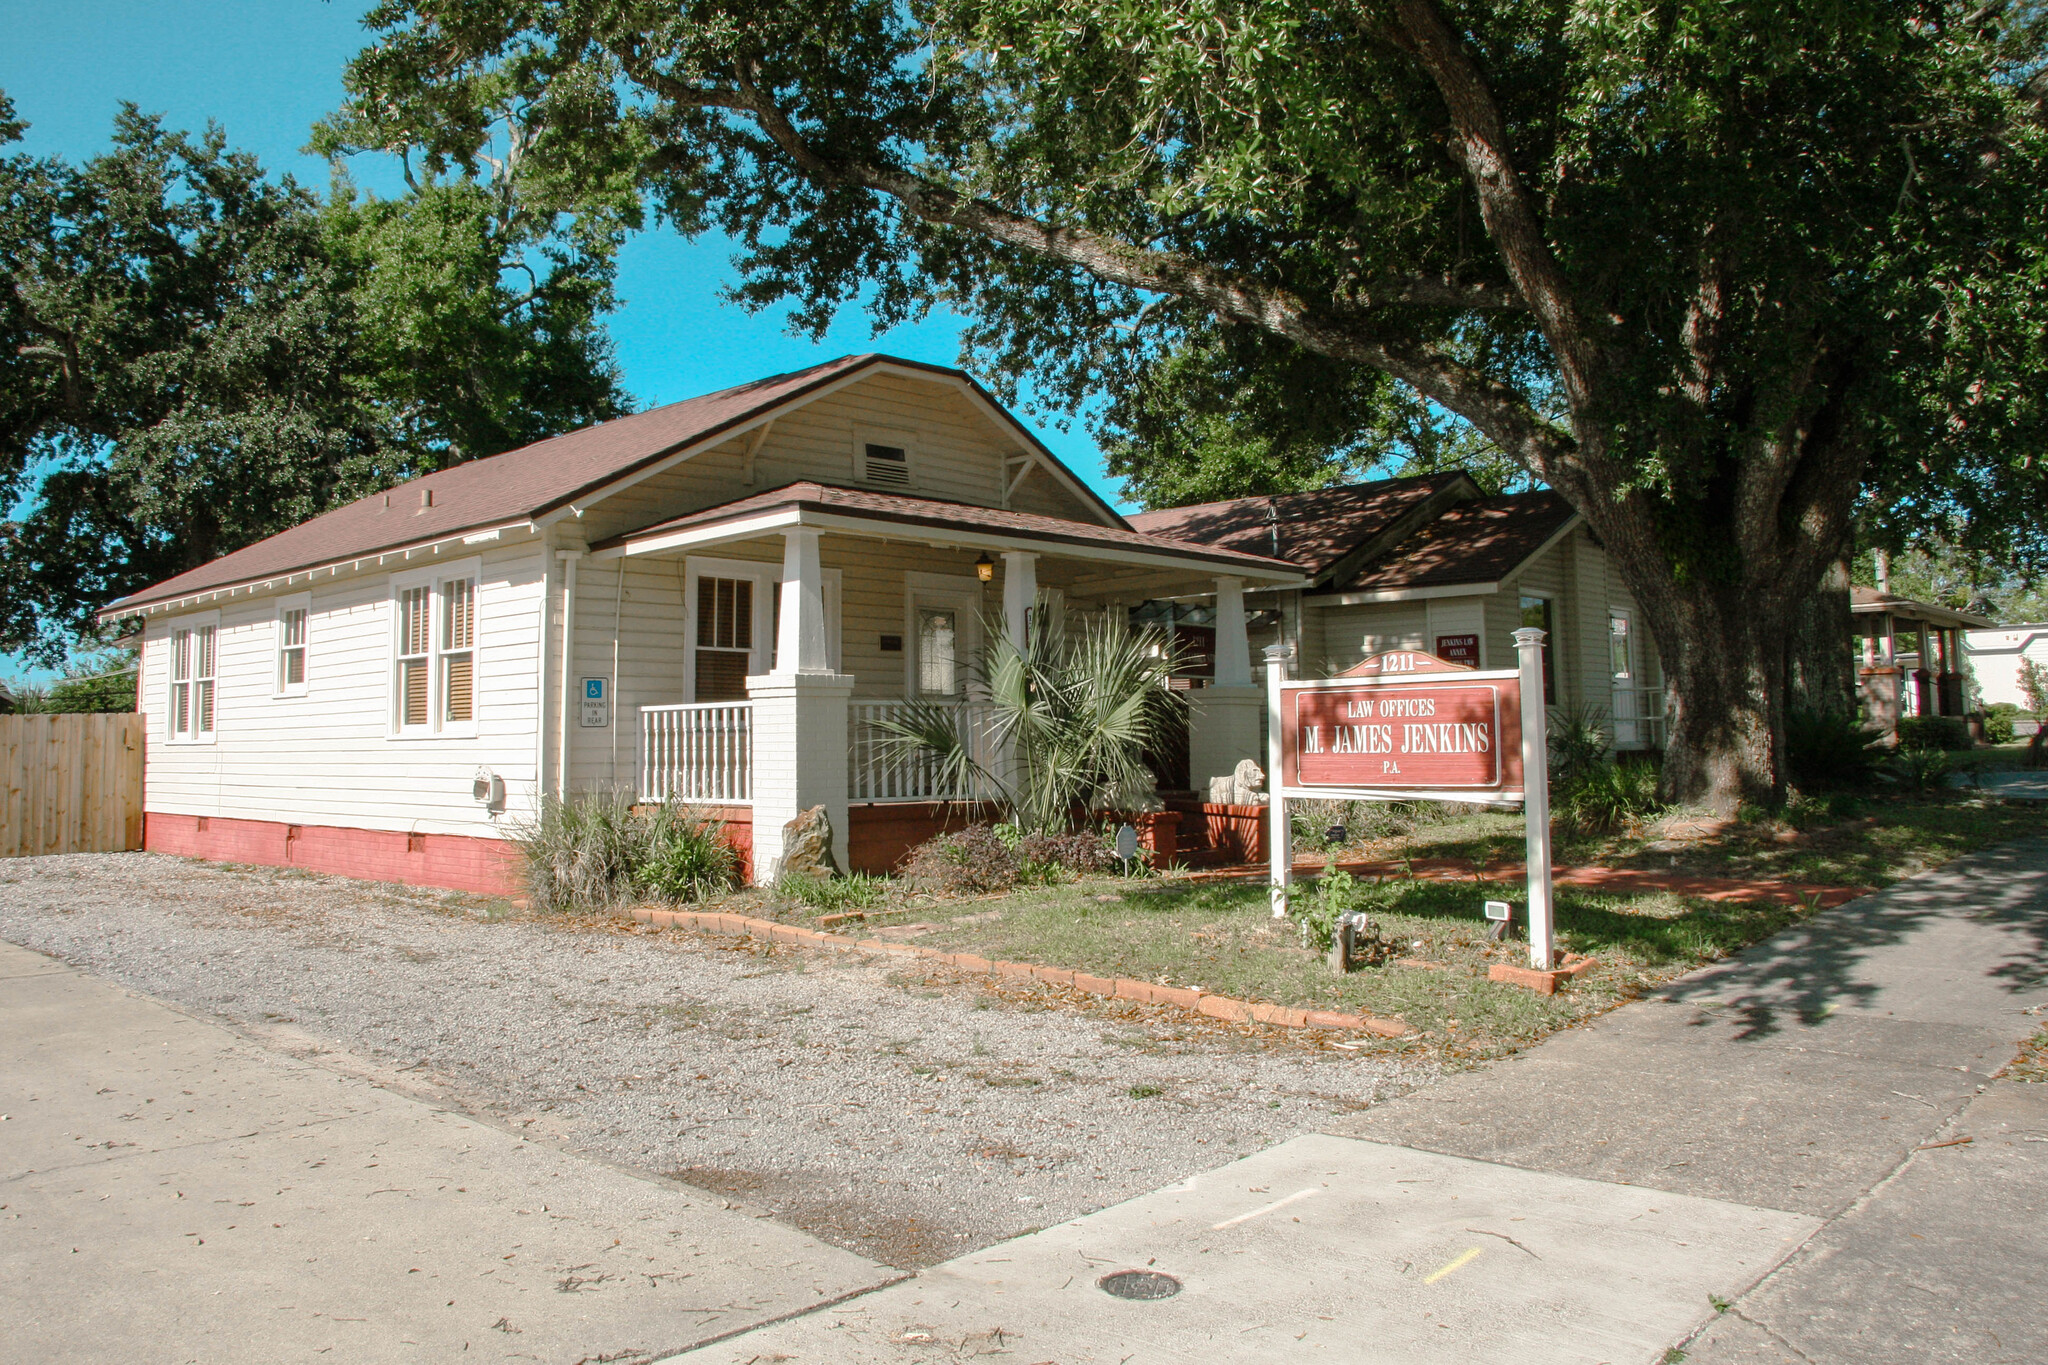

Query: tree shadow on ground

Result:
[1656,835,2048,1041]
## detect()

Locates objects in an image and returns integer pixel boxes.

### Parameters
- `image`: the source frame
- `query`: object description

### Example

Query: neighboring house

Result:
[1850,589,1990,731]
[1964,623,2048,712]
[1129,477,1667,749]
[100,355,1301,893]
[0,681,14,714]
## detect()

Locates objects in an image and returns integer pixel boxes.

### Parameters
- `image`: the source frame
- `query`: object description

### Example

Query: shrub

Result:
[513,791,739,912]
[1887,745,1954,791]
[514,789,647,912]
[1982,704,2019,746]
[1786,707,1886,789]
[1018,829,1117,877]
[900,825,1021,895]
[638,804,741,905]
[1547,705,1611,792]
[1896,716,1972,752]
[1561,759,1662,832]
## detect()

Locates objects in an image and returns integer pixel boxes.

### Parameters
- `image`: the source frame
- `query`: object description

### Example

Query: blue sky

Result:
[0,0,1124,680]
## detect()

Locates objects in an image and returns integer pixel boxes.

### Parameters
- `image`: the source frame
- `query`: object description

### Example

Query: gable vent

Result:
[861,443,911,487]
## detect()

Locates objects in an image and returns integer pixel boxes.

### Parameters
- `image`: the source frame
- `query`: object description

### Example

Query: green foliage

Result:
[1296,868,1365,954]
[1291,797,1459,850]
[1896,716,1974,752]
[513,790,738,911]
[637,803,741,904]
[1983,704,2019,745]
[330,0,2048,808]
[872,599,1188,835]
[775,871,890,911]
[1887,746,1956,792]
[1786,708,1887,789]
[1548,706,1612,795]
[0,96,627,663]
[2019,659,2048,718]
[1560,761,1664,835]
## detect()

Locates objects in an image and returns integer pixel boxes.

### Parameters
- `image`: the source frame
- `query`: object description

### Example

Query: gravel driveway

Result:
[0,853,1435,1267]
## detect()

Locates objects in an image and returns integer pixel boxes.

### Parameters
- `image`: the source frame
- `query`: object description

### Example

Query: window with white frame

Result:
[391,562,481,736]
[684,556,841,701]
[276,594,310,696]
[168,615,218,742]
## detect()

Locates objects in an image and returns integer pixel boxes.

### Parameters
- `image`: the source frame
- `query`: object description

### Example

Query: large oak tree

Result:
[336,0,2048,808]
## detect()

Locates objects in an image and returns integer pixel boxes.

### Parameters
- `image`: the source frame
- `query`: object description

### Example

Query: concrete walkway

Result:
[698,836,2048,1364]
[0,940,895,1364]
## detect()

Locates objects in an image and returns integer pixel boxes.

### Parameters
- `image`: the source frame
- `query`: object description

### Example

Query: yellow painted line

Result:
[1424,1247,1484,1284]
[1210,1188,1320,1230]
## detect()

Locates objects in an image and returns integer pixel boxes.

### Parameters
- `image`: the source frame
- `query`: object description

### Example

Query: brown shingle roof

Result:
[595,482,1300,576]
[1333,491,1577,592]
[104,354,1124,615]
[1125,474,1469,578]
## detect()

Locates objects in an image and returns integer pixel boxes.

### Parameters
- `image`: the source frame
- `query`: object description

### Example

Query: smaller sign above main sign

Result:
[1334,648,1475,678]
[1434,634,1480,667]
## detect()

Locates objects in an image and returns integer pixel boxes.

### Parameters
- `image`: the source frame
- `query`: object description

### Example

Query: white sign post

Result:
[1264,643,1292,919]
[1512,628,1555,970]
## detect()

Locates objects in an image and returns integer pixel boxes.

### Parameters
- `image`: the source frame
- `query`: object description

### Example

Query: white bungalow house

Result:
[103,355,1301,892]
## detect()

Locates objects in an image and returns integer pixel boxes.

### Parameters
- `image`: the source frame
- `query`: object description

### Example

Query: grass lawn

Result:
[681,778,2048,1065]
[729,872,1818,1064]
[1313,782,2048,889]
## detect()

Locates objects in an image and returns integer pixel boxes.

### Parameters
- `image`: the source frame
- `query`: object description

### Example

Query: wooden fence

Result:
[1,714,146,857]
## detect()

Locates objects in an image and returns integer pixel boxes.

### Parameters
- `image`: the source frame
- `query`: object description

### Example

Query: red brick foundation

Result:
[846,802,1001,876]
[143,812,523,896]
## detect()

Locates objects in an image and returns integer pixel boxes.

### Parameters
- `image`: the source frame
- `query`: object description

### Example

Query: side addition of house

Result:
[1130,475,1666,748]
[102,355,1301,892]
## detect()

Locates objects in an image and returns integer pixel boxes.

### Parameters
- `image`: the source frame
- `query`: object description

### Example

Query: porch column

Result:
[1190,574,1264,804]
[748,526,853,882]
[1002,550,1038,651]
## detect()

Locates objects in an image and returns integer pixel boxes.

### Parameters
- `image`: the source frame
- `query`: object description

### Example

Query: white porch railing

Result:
[1611,685,1670,750]
[640,702,752,804]
[850,700,1002,802]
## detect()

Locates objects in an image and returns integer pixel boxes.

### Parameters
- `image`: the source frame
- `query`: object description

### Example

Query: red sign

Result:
[1280,655,1523,793]
[1434,634,1480,667]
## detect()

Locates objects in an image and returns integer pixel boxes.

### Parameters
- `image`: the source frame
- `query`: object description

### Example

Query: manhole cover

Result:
[1097,1270,1182,1300]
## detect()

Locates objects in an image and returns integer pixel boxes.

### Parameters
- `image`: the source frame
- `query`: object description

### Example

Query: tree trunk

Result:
[1786,555,1857,718]
[1649,585,1793,814]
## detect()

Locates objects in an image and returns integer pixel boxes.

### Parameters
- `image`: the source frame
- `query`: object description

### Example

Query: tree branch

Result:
[1388,0,1598,404]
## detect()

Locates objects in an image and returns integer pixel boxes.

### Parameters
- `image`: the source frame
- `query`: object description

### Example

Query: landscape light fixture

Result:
[975,551,996,582]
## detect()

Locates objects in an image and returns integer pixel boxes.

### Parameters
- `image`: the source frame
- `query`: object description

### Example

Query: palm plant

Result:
[871,599,1189,835]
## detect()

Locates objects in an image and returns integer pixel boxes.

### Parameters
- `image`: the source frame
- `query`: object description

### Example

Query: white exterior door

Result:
[1609,608,1642,746]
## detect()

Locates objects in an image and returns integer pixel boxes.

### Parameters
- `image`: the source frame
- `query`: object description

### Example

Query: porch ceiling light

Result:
[975,551,996,582]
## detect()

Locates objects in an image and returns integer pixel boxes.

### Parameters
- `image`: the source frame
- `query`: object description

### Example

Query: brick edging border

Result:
[624,905,1413,1037]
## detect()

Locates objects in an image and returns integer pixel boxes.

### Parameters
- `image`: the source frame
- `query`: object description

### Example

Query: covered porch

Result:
[585,483,1301,880]
[1851,588,1991,735]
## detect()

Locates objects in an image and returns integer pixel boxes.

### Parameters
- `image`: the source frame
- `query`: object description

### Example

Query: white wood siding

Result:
[138,536,547,836]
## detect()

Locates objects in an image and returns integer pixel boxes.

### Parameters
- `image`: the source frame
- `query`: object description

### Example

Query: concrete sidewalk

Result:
[0,940,895,1363]
[698,836,2048,1364]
